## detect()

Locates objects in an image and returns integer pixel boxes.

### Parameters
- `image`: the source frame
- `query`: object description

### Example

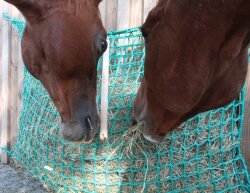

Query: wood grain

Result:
[143,0,157,21]
[242,66,250,172]
[105,0,118,31]
[1,3,11,164]
[117,0,130,30]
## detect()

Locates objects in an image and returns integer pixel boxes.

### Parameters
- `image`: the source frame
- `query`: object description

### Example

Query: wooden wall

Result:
[99,0,158,31]
[0,0,158,163]
[0,2,24,163]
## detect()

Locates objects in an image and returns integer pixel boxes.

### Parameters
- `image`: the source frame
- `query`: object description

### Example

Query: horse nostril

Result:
[132,118,137,126]
[86,116,94,130]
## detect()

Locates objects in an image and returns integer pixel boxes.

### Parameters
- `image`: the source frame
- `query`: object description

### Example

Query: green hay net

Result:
[2,15,250,193]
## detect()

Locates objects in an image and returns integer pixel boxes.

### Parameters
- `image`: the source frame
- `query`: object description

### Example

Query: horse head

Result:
[5,0,107,143]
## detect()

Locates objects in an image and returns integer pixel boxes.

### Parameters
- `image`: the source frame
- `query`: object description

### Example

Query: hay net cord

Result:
[1,14,250,193]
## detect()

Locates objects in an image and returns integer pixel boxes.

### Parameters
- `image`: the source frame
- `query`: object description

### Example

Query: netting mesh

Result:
[2,15,250,193]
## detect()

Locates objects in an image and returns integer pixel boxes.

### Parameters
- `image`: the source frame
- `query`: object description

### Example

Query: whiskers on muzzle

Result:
[86,117,94,130]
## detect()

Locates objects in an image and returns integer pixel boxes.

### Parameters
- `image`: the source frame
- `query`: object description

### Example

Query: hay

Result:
[9,27,247,192]
[11,59,247,192]
[12,102,246,193]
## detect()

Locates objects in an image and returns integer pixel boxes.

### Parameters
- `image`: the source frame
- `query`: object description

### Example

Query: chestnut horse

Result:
[4,0,107,143]
[134,0,250,143]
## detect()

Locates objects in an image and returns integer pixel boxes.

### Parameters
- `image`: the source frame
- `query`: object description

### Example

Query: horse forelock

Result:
[58,0,101,18]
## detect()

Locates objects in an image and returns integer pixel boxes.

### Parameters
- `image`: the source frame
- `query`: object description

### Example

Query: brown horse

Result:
[134,0,250,143]
[4,0,107,143]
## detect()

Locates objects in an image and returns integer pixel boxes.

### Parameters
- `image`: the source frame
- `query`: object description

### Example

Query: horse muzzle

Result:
[60,117,99,143]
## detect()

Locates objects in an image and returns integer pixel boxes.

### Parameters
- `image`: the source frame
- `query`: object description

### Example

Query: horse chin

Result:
[142,123,165,144]
[60,122,98,143]
[133,116,166,144]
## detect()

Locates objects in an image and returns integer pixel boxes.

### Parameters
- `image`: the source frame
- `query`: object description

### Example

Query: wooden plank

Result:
[17,14,24,137]
[117,0,130,30]
[9,7,20,150]
[105,0,118,31]
[102,0,158,30]
[1,3,11,164]
[143,0,157,22]
[242,65,250,172]
[100,39,110,141]
[99,0,106,27]
[130,0,143,27]
[0,2,3,149]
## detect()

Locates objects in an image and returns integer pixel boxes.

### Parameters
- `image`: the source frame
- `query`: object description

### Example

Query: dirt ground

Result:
[0,164,48,193]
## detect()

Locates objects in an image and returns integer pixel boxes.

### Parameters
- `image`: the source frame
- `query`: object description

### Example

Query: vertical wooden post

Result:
[117,0,130,30]
[143,0,157,22]
[99,0,106,27]
[100,39,110,141]
[1,4,10,164]
[130,0,143,27]
[17,22,24,140]
[105,0,118,31]
[242,66,250,172]
[99,0,159,31]
[0,2,3,153]
[9,8,22,150]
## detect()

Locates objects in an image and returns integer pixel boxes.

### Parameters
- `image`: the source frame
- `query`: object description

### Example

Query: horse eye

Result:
[101,40,107,53]
[141,27,148,38]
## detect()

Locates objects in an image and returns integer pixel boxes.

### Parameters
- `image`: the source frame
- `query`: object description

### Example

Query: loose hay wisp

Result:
[3,16,250,193]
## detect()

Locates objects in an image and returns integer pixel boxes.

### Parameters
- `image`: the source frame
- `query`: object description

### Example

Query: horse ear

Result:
[4,0,45,23]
